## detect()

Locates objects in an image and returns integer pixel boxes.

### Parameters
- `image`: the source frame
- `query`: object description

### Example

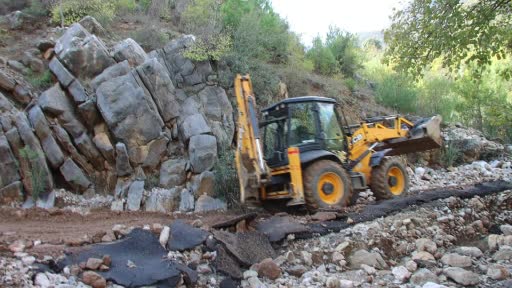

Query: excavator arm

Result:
[234,75,270,204]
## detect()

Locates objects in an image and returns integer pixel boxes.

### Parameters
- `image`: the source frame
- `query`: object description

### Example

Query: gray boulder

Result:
[349,250,388,270]
[58,31,115,80]
[136,58,180,122]
[142,136,169,169]
[190,171,215,197]
[0,135,20,188]
[68,80,88,104]
[159,159,187,188]
[188,135,217,173]
[49,57,75,88]
[0,181,23,205]
[115,143,133,177]
[410,268,439,285]
[127,180,144,211]
[113,38,148,67]
[145,188,180,212]
[180,113,211,142]
[40,136,65,169]
[54,23,90,56]
[179,189,194,212]
[74,133,104,169]
[79,16,107,36]
[93,133,115,163]
[96,73,163,149]
[194,194,227,212]
[443,267,479,286]
[59,158,91,193]
[0,71,16,91]
[12,84,32,105]
[91,60,130,90]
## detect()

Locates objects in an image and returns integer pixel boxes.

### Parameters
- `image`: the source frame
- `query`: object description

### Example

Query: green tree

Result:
[325,26,362,78]
[384,0,512,78]
[307,36,338,75]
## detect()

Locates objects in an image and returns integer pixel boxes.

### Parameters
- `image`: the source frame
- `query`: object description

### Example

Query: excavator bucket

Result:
[377,115,443,156]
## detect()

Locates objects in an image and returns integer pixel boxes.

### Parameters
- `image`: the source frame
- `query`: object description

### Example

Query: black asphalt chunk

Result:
[213,230,276,266]
[215,246,243,279]
[211,212,258,229]
[302,181,512,239]
[168,219,209,251]
[256,215,309,242]
[219,276,240,288]
[58,228,185,288]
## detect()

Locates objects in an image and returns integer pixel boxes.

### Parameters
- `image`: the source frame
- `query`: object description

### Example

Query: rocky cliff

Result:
[0,17,234,212]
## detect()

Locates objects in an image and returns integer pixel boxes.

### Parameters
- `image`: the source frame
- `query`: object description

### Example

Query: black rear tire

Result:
[303,160,353,210]
[370,157,409,200]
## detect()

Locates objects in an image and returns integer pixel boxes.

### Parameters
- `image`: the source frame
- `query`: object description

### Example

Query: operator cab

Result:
[260,96,345,167]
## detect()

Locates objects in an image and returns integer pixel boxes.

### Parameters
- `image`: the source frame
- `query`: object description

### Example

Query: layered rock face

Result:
[0,18,234,211]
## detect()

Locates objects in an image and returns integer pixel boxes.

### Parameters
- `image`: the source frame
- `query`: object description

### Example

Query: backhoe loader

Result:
[234,75,442,210]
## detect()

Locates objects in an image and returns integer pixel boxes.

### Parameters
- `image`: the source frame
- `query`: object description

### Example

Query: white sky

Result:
[271,0,407,46]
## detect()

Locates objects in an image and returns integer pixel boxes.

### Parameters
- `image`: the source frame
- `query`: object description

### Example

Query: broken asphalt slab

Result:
[168,219,209,251]
[57,229,197,288]
[211,212,258,229]
[213,230,276,266]
[303,180,512,238]
[256,215,309,242]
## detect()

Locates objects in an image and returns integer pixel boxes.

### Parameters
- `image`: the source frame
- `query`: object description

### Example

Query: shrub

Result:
[440,136,462,168]
[51,0,116,26]
[130,27,169,51]
[19,147,48,200]
[28,70,52,90]
[23,0,50,17]
[213,148,240,208]
[375,73,418,113]
[183,34,232,61]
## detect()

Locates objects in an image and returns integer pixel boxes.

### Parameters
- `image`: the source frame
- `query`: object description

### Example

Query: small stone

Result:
[8,240,25,252]
[102,255,111,266]
[326,277,341,288]
[410,268,439,285]
[335,241,350,251]
[339,280,354,288]
[256,258,281,280]
[416,238,437,254]
[500,224,512,236]
[493,248,512,261]
[443,267,479,286]
[247,276,265,288]
[487,264,510,280]
[311,211,337,221]
[243,270,258,279]
[422,283,448,288]
[21,256,36,265]
[392,266,411,283]
[82,271,107,288]
[159,226,170,248]
[406,260,418,272]
[34,273,50,287]
[349,249,388,270]
[361,264,376,275]
[440,253,472,267]
[86,258,103,270]
[453,246,483,258]
[301,251,313,266]
[286,265,307,277]
[412,251,435,262]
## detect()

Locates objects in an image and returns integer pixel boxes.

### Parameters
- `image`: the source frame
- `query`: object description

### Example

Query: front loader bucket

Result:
[377,115,443,156]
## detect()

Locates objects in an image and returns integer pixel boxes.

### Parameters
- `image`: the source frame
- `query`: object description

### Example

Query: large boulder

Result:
[56,23,115,80]
[91,60,131,90]
[96,73,163,150]
[179,114,211,142]
[136,58,180,122]
[145,188,180,212]
[0,135,20,188]
[188,135,217,173]
[159,159,187,188]
[197,86,234,148]
[59,158,91,193]
[113,38,148,67]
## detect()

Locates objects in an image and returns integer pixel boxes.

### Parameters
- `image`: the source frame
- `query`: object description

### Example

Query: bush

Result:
[130,27,169,51]
[28,70,52,90]
[23,0,50,17]
[375,73,418,113]
[213,148,240,208]
[183,34,232,61]
[440,135,462,168]
[19,147,48,200]
[51,0,116,26]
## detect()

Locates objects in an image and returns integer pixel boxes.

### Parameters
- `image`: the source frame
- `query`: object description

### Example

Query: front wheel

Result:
[370,157,409,200]
[303,160,353,210]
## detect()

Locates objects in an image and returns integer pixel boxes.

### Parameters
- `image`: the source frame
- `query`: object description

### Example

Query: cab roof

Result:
[262,96,336,112]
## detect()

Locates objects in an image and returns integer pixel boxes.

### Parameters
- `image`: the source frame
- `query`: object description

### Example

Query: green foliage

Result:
[375,72,418,113]
[384,0,512,78]
[213,148,240,208]
[51,0,116,25]
[23,0,50,17]
[130,27,169,51]
[183,34,232,61]
[307,36,338,75]
[28,70,53,90]
[440,132,462,168]
[19,147,47,200]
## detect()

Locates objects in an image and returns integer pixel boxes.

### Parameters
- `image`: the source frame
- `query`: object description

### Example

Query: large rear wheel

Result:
[371,157,409,200]
[304,160,352,210]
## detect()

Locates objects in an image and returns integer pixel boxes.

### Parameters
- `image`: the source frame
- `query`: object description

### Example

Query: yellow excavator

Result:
[234,75,442,210]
